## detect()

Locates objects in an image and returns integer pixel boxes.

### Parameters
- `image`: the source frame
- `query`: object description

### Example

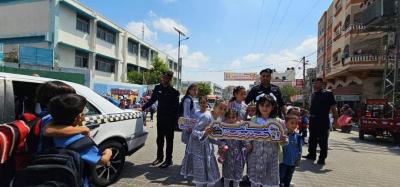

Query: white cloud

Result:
[153,18,189,35]
[148,10,157,18]
[243,53,264,63]
[230,60,241,68]
[125,21,157,42]
[228,36,317,77]
[160,44,208,68]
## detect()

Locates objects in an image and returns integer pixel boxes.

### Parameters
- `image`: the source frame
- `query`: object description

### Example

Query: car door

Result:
[0,78,16,123]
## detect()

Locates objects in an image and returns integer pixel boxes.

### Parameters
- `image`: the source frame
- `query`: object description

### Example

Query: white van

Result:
[0,72,148,186]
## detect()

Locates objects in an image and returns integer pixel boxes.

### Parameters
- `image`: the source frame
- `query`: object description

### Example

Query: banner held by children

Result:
[209,118,285,141]
[178,117,198,130]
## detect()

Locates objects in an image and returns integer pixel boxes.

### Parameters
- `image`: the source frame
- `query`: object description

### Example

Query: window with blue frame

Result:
[97,25,116,44]
[76,14,90,33]
[95,56,115,73]
[75,50,89,68]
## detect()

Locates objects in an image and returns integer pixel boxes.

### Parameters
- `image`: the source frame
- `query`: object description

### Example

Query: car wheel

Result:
[91,141,126,186]
[359,131,365,140]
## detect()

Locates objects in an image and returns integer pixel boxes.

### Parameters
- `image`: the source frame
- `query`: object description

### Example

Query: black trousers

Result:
[308,125,330,160]
[156,116,175,162]
[279,163,296,187]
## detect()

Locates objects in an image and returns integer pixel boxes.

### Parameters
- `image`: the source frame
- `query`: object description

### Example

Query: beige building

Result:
[317,0,389,112]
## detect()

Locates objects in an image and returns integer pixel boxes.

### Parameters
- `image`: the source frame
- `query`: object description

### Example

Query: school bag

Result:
[13,148,84,187]
[0,113,42,186]
[13,136,97,187]
[178,95,194,117]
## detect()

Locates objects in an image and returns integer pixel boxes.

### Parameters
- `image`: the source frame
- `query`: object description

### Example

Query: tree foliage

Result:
[281,85,299,103]
[127,56,169,85]
[197,82,212,97]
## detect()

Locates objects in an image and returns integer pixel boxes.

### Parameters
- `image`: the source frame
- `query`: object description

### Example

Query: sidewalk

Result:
[112,121,400,187]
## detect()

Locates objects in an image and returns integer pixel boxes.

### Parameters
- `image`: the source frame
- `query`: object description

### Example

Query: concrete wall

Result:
[58,4,91,51]
[0,0,49,37]
[57,44,76,68]
[96,38,117,59]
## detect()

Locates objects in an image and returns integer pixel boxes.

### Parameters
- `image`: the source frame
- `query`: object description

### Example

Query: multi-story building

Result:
[317,0,389,112]
[0,0,181,87]
[222,86,236,100]
[254,68,296,87]
[181,81,223,98]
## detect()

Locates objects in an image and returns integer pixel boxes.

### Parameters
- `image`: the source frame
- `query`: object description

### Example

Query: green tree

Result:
[280,85,299,103]
[127,56,169,85]
[197,82,212,97]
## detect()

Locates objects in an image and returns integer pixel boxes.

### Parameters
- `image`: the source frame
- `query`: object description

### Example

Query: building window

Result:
[174,62,178,71]
[97,25,115,44]
[169,60,173,69]
[343,15,351,31]
[75,50,89,68]
[128,40,138,54]
[140,47,149,59]
[127,64,139,72]
[76,15,90,33]
[95,56,115,73]
[333,52,339,62]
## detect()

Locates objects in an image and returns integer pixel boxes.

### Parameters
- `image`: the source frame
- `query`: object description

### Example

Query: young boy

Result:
[48,94,112,186]
[280,114,303,187]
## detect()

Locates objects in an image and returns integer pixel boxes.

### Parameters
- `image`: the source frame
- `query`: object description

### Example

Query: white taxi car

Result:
[0,72,148,186]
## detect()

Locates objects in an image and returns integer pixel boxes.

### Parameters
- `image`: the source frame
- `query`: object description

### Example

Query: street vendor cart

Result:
[359,99,400,143]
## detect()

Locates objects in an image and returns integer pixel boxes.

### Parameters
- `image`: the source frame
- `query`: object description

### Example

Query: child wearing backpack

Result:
[48,93,112,186]
[280,115,303,187]
[180,83,198,144]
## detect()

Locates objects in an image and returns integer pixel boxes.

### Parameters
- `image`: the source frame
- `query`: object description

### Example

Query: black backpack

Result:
[13,136,96,187]
[178,95,194,117]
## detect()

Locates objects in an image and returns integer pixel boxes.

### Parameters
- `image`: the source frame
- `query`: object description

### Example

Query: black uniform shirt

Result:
[309,90,336,127]
[142,84,180,118]
[245,84,285,114]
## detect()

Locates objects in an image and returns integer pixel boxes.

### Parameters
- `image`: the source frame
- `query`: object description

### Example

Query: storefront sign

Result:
[224,72,257,81]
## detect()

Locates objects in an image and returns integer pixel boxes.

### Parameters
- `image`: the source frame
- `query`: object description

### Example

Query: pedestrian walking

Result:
[280,114,303,187]
[245,68,286,118]
[247,94,287,187]
[299,109,310,144]
[142,71,180,168]
[220,109,248,187]
[303,78,338,165]
[180,96,222,187]
[179,83,198,144]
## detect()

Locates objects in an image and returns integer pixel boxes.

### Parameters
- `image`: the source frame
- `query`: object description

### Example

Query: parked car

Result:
[0,72,148,186]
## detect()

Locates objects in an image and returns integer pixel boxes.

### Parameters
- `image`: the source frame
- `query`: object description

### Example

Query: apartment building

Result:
[0,0,181,87]
[317,0,391,111]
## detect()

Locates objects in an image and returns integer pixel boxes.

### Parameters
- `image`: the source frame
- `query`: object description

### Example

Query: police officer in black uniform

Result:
[303,78,338,165]
[142,71,179,168]
[245,68,287,117]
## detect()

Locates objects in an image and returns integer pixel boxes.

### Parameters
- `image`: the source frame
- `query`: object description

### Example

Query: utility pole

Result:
[174,27,189,89]
[302,56,306,108]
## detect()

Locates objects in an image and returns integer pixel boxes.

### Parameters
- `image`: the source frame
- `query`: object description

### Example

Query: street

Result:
[112,119,400,187]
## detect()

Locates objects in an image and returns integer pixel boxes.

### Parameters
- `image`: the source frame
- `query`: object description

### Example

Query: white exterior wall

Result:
[126,53,137,64]
[58,5,91,51]
[138,57,148,69]
[94,70,115,82]
[96,39,117,59]
[57,45,76,68]
[0,0,49,37]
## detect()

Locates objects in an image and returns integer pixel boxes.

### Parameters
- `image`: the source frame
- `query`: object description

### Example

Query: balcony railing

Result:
[343,55,385,64]
[343,24,366,33]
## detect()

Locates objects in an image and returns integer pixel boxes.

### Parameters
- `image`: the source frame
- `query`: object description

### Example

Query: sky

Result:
[79,0,332,88]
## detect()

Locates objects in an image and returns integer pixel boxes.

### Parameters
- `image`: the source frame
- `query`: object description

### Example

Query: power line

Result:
[250,0,266,51]
[263,0,294,55]
[276,0,321,52]
[259,0,283,51]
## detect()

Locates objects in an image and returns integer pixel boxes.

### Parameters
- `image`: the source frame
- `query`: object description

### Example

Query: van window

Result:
[12,81,40,119]
[84,102,101,116]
